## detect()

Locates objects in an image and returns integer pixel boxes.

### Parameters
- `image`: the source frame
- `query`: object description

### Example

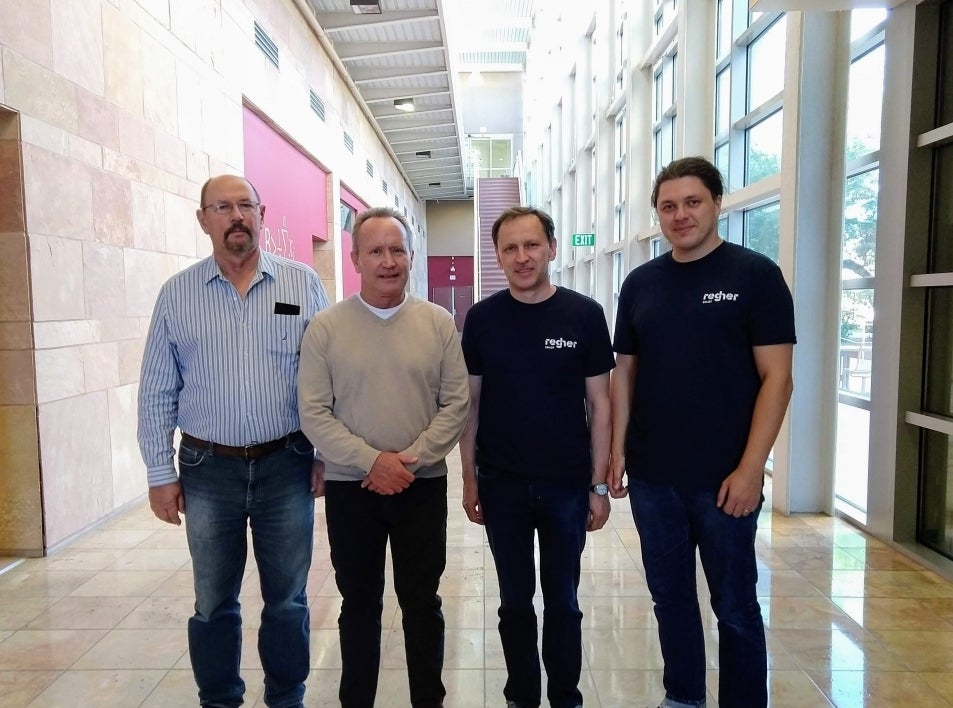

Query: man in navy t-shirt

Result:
[611,157,796,708]
[461,206,615,708]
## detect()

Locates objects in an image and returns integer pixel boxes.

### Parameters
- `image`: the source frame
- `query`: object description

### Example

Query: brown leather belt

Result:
[180,432,301,461]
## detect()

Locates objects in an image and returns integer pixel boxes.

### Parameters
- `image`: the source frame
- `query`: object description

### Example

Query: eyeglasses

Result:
[202,201,260,215]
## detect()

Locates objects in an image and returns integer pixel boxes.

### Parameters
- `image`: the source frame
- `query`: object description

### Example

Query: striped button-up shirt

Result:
[137,249,330,488]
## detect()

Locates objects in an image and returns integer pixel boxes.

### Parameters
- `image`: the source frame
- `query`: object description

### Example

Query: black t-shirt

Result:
[461,287,616,483]
[613,242,796,491]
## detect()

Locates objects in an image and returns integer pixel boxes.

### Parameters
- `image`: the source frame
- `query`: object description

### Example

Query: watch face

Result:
[591,482,609,496]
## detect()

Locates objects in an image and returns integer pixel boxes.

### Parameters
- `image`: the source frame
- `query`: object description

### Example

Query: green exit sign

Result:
[571,233,595,247]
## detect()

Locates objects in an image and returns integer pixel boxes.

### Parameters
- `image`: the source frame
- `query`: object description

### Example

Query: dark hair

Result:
[490,206,556,247]
[651,157,725,208]
[352,206,414,254]
[199,175,261,207]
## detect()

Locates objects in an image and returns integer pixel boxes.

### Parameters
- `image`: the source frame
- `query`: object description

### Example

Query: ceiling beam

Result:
[336,42,444,61]
[364,89,451,103]
[353,68,448,84]
[317,9,439,32]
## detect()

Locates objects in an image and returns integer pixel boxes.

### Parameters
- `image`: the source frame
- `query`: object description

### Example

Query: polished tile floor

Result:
[1,448,953,707]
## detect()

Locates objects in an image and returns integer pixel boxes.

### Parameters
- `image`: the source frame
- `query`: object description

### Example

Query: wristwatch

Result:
[589,482,609,496]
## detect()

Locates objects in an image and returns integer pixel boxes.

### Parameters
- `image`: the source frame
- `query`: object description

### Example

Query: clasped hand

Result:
[362,451,417,494]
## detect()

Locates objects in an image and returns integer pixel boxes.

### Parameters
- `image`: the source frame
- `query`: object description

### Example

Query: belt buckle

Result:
[242,444,255,461]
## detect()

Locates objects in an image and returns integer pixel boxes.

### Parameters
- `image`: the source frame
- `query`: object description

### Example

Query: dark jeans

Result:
[325,476,448,708]
[478,473,589,708]
[178,433,315,708]
[629,478,766,708]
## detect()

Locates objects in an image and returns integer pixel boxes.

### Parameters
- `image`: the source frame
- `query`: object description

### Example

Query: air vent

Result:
[429,182,441,187]
[343,131,354,154]
[403,207,408,217]
[382,179,388,195]
[415,150,432,158]
[394,195,400,208]
[254,21,279,68]
[309,89,325,120]
[365,160,374,177]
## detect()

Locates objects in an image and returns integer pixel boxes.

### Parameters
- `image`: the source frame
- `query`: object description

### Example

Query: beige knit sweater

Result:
[297,294,470,482]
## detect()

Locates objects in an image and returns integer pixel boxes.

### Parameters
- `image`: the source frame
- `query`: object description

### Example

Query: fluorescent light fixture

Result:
[415,150,432,158]
[393,97,415,112]
[350,1,381,14]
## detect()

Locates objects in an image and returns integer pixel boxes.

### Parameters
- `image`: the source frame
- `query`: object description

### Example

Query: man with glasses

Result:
[138,174,330,708]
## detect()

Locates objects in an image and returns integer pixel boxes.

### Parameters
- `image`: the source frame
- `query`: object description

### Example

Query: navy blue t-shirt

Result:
[613,242,796,491]
[461,287,616,484]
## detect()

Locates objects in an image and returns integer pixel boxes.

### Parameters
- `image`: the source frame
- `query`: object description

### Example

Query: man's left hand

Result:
[311,459,326,498]
[716,466,764,518]
[587,493,610,531]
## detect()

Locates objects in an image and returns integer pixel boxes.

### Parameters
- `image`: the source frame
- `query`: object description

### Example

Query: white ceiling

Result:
[303,0,533,201]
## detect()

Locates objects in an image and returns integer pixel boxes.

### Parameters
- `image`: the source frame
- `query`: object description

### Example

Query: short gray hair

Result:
[352,206,414,254]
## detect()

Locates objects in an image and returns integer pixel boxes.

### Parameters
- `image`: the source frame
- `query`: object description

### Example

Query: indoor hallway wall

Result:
[0,108,43,554]
[0,0,423,553]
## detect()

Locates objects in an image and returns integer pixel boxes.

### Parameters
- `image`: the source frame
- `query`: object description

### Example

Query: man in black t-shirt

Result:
[461,206,615,708]
[611,157,795,708]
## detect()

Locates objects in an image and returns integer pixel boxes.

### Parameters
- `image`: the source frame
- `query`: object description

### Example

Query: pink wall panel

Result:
[340,185,368,299]
[242,107,328,267]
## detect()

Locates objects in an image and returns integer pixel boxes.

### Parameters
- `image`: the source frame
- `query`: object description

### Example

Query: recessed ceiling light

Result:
[350,1,382,14]
[394,97,415,112]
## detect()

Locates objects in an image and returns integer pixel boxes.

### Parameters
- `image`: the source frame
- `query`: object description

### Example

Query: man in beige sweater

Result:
[298,206,469,708]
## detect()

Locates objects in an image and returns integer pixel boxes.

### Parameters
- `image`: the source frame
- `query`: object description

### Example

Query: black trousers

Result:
[325,476,448,708]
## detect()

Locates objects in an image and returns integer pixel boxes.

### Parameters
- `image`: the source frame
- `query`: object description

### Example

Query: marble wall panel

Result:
[37,392,112,548]
[34,346,84,404]
[91,169,133,248]
[22,145,93,241]
[2,49,78,134]
[83,241,126,320]
[0,232,31,322]
[101,4,143,116]
[108,383,143,507]
[50,0,105,96]
[0,0,53,69]
[0,405,42,554]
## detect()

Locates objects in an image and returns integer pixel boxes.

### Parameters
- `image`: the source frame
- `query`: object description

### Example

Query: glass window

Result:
[745,109,783,184]
[743,200,780,263]
[851,9,888,41]
[655,0,677,36]
[473,140,491,177]
[491,139,513,176]
[838,288,875,398]
[939,2,953,124]
[919,429,953,558]
[615,113,627,244]
[843,169,879,279]
[590,148,597,232]
[715,143,729,179]
[716,0,733,60]
[715,69,731,136]
[616,21,626,95]
[835,404,870,518]
[846,45,885,161]
[613,251,625,297]
[924,287,953,416]
[340,203,356,232]
[930,142,953,273]
[747,16,786,110]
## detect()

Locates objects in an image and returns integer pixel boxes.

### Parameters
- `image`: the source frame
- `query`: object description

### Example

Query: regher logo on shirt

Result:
[702,291,739,304]
[544,337,578,349]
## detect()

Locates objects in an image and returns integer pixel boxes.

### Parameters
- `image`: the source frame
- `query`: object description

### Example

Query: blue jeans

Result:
[325,476,448,708]
[478,472,589,708]
[628,479,766,708]
[178,433,315,708]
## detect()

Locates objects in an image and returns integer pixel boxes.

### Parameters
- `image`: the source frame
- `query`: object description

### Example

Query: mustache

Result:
[226,224,252,237]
